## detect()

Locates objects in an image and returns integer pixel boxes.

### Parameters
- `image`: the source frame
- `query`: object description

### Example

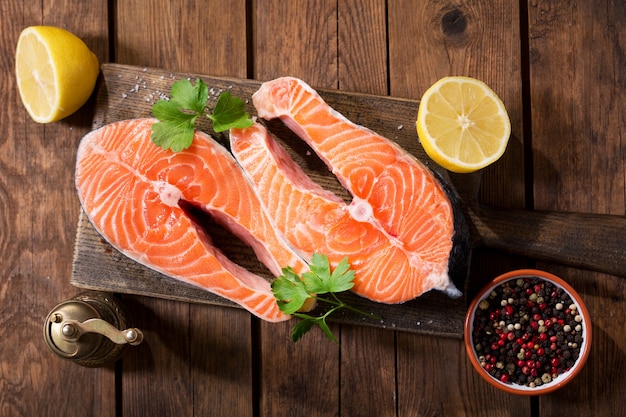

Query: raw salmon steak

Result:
[75,118,309,322]
[245,77,458,302]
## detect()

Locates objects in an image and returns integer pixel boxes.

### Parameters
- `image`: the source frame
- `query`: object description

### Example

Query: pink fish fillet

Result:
[75,118,310,322]
[239,77,458,302]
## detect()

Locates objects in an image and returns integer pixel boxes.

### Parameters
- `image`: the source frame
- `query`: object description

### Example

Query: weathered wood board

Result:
[71,63,468,337]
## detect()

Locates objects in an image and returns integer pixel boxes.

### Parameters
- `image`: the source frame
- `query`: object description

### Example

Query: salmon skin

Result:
[244,77,459,302]
[75,118,309,322]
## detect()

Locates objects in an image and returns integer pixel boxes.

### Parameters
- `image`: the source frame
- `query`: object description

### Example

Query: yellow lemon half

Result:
[416,76,511,173]
[15,26,100,123]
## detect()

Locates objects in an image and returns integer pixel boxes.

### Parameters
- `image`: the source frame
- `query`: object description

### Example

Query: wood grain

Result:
[253,0,338,87]
[253,4,393,417]
[334,4,397,417]
[112,2,255,417]
[0,1,115,417]
[389,1,531,416]
[251,5,345,415]
[527,0,626,413]
[4,1,626,417]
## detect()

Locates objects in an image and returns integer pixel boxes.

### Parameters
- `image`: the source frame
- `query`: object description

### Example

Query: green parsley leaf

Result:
[151,100,198,152]
[303,253,354,294]
[314,316,337,343]
[290,317,317,343]
[170,78,208,113]
[151,78,253,151]
[151,78,207,152]
[270,267,311,315]
[208,91,254,132]
[271,253,379,343]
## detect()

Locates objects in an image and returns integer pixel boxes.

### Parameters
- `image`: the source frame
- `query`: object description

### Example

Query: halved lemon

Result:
[15,26,100,123]
[416,76,511,173]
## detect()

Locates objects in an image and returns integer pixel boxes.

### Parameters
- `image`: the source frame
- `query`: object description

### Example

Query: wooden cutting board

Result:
[71,63,471,337]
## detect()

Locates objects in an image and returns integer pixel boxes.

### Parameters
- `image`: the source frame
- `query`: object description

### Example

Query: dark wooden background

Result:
[1,1,624,416]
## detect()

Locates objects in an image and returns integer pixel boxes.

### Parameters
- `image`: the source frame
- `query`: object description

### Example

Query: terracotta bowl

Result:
[464,269,591,395]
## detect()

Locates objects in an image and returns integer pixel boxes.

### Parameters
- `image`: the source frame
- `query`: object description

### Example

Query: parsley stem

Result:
[314,294,382,321]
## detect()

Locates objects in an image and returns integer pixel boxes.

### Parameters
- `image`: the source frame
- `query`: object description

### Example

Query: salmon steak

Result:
[75,118,310,322]
[243,77,459,302]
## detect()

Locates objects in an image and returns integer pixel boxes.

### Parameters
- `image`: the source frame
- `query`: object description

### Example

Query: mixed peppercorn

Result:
[471,276,584,388]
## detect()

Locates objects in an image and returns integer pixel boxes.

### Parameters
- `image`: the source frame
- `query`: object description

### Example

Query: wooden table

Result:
[2,1,624,416]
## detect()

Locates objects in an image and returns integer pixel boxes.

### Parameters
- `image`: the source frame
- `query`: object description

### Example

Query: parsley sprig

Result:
[272,253,381,343]
[151,78,253,152]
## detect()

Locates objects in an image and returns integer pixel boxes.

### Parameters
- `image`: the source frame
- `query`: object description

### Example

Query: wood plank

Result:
[112,1,254,416]
[253,0,338,88]
[389,1,531,415]
[527,0,626,413]
[190,307,254,416]
[336,3,397,417]
[71,62,468,337]
[338,0,388,95]
[0,2,114,417]
[119,297,193,415]
[182,4,255,416]
[252,3,341,417]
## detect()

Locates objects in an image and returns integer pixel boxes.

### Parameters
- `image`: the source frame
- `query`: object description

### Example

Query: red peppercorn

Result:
[522,366,530,375]
[539,302,548,310]
[500,374,509,383]
[526,360,536,368]
[539,333,548,342]
[485,363,493,371]
[533,313,542,321]
[550,357,560,367]
[516,338,524,346]
[504,305,514,316]
[526,288,533,295]
[517,360,526,368]
[550,335,557,343]
[536,348,545,356]
[498,339,505,347]
[530,321,539,330]
[491,342,500,351]
[550,343,557,351]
